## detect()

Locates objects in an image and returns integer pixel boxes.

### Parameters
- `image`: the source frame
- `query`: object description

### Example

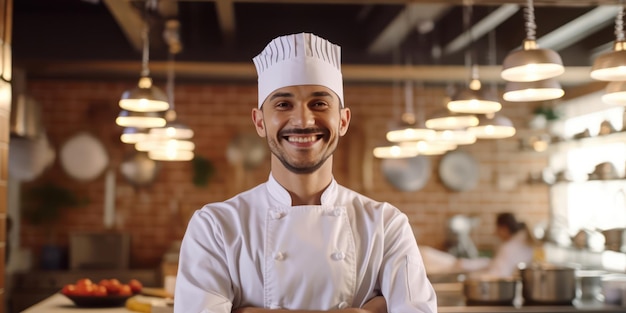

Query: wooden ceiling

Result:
[11,0,626,85]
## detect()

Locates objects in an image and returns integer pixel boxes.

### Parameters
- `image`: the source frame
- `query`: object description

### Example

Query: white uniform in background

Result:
[174,174,437,313]
[460,230,533,279]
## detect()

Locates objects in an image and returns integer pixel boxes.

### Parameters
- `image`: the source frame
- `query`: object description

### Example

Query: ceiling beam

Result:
[17,60,593,86]
[368,3,451,54]
[102,0,144,52]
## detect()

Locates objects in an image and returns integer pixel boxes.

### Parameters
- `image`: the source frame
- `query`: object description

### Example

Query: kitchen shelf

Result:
[549,131,626,153]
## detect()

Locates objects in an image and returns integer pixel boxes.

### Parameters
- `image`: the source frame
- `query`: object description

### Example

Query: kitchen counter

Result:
[23,292,624,313]
[21,293,133,313]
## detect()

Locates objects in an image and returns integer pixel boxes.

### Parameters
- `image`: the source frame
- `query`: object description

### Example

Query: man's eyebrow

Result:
[269,92,294,100]
[311,91,333,98]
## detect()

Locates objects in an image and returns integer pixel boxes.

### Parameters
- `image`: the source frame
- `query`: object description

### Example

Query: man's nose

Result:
[292,105,315,127]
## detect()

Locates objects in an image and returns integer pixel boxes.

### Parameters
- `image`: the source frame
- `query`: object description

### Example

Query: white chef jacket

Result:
[174,174,437,313]
[465,230,534,279]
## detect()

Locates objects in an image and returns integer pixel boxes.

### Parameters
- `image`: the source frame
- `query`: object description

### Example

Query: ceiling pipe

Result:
[536,5,622,51]
[443,4,520,56]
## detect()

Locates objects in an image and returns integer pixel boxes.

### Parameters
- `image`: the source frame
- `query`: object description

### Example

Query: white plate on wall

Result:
[381,155,431,192]
[59,132,109,182]
[438,150,479,192]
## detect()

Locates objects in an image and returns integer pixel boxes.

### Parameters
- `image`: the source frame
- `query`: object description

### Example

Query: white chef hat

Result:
[253,32,344,108]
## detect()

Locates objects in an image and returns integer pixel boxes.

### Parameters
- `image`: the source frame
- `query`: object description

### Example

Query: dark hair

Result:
[496,212,524,234]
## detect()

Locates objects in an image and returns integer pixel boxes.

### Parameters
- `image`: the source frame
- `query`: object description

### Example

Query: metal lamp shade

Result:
[119,77,170,112]
[120,127,150,144]
[468,114,516,139]
[425,109,479,130]
[602,81,626,105]
[149,111,194,140]
[503,78,564,102]
[590,41,626,81]
[115,110,166,128]
[447,87,502,114]
[501,40,564,82]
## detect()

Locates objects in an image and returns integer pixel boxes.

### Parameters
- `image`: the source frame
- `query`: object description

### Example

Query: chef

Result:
[174,32,437,313]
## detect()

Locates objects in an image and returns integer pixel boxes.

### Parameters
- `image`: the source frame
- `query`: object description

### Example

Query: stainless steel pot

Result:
[463,277,518,305]
[520,263,578,304]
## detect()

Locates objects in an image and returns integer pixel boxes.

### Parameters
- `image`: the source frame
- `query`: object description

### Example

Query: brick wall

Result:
[17,79,550,269]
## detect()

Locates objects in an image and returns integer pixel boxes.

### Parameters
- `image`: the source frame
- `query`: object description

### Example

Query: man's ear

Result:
[339,107,351,136]
[252,108,266,137]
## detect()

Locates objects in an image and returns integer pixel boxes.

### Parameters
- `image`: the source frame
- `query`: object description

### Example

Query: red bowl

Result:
[62,293,133,308]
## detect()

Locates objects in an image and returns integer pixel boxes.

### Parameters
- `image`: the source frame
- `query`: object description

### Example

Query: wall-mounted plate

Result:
[381,155,431,192]
[59,132,109,182]
[439,150,479,192]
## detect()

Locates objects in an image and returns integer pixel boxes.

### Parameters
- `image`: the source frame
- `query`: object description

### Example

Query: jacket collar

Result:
[266,173,338,206]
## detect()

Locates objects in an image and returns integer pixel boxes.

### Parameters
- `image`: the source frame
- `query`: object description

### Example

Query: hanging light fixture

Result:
[502,78,564,102]
[425,108,479,130]
[501,0,564,82]
[120,127,150,144]
[447,4,501,114]
[431,129,477,145]
[399,140,457,156]
[601,81,626,105]
[591,5,626,81]
[447,70,502,114]
[372,144,418,159]
[118,0,169,113]
[116,110,166,128]
[468,113,516,139]
[386,80,435,142]
[143,20,195,162]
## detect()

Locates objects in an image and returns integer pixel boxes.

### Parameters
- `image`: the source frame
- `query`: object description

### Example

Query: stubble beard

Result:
[267,135,338,175]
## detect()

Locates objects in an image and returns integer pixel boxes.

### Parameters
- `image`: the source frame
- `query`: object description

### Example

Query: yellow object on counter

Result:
[126,295,172,313]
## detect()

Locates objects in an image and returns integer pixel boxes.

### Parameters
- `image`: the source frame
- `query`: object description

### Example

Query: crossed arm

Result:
[232,296,387,313]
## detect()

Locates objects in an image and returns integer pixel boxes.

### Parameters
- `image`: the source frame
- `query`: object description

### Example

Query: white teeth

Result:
[288,136,317,143]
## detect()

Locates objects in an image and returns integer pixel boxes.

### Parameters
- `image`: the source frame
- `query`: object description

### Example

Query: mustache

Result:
[279,128,326,136]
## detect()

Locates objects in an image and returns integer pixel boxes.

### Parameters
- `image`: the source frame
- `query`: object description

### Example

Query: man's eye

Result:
[311,101,329,109]
[275,101,290,108]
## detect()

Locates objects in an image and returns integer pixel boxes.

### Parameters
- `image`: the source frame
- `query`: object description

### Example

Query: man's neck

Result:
[271,158,334,206]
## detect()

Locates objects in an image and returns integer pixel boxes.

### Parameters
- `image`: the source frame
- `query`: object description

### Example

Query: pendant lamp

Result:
[591,6,626,81]
[447,74,502,114]
[144,26,195,162]
[468,113,516,139]
[116,110,166,128]
[425,108,479,130]
[399,140,457,156]
[448,4,501,114]
[431,130,477,145]
[386,80,435,142]
[501,0,564,82]
[503,78,564,102]
[372,144,418,159]
[118,4,169,113]
[601,81,626,105]
[120,127,150,144]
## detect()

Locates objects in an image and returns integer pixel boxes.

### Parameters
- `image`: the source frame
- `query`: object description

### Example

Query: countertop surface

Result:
[22,293,625,313]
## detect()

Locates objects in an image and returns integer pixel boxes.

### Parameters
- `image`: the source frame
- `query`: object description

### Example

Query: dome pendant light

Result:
[448,5,501,114]
[145,23,195,162]
[501,0,564,82]
[503,78,564,102]
[118,2,169,113]
[385,80,435,143]
[468,113,516,139]
[591,6,626,81]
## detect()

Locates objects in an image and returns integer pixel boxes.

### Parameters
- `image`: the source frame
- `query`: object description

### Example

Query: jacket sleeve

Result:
[174,209,234,313]
[379,210,438,313]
